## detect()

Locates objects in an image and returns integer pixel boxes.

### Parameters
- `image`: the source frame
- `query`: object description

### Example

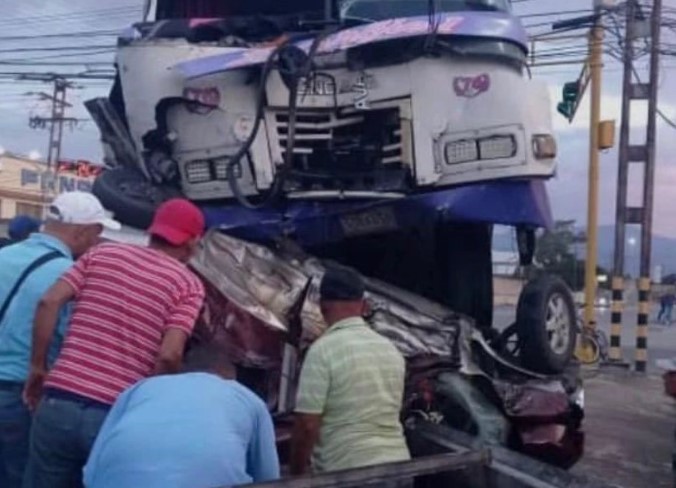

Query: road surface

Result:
[494,304,675,487]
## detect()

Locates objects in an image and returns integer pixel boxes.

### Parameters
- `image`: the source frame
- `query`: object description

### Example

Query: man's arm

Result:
[154,288,204,375]
[290,413,322,476]
[153,329,189,375]
[248,401,281,482]
[23,280,76,410]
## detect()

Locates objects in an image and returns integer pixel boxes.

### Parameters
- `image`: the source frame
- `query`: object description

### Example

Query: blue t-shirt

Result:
[0,233,73,382]
[84,372,280,488]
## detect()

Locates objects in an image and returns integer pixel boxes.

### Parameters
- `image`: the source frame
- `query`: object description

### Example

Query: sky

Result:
[0,0,675,237]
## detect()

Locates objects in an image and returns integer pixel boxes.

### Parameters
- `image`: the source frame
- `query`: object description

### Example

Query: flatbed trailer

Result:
[243,422,616,488]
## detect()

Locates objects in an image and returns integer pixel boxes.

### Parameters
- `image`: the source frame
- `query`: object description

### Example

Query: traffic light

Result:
[557,81,581,121]
[557,101,573,120]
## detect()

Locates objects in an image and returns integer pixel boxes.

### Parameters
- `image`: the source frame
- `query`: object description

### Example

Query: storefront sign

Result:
[20,169,93,194]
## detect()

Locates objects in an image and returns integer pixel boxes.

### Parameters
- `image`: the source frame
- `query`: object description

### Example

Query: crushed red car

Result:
[188,231,585,470]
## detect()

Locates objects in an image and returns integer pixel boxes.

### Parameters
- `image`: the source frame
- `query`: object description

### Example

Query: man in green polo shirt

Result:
[291,265,410,482]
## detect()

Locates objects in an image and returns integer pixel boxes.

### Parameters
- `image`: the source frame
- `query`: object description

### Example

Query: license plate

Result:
[340,207,398,237]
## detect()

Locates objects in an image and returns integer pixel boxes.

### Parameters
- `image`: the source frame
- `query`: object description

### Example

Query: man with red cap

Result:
[22,199,206,488]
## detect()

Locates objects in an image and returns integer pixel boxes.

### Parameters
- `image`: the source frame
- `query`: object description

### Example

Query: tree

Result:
[534,220,577,268]
[530,220,607,291]
[663,274,676,286]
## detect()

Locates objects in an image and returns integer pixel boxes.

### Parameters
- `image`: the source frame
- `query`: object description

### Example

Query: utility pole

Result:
[26,76,82,199]
[47,79,69,171]
[582,11,604,330]
[610,0,662,372]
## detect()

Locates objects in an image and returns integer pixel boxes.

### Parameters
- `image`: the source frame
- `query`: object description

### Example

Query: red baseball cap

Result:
[148,199,205,246]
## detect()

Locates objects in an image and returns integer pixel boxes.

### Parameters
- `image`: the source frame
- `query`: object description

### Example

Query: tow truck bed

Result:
[247,422,615,488]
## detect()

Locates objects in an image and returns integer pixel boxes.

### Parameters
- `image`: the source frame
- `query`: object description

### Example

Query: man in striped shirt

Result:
[291,265,410,484]
[22,199,206,488]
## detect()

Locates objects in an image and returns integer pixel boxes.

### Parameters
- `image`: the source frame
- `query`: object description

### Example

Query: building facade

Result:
[0,153,98,233]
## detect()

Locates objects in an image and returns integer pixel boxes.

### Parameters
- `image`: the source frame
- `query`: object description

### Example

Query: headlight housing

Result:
[213,158,243,180]
[532,134,557,160]
[184,156,246,184]
[444,135,517,165]
[185,160,211,184]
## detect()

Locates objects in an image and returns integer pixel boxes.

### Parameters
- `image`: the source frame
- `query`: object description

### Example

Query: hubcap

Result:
[546,294,571,355]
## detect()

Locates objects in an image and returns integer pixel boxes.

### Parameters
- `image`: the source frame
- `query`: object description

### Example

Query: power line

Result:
[0,6,139,27]
[0,30,120,41]
[0,71,115,80]
[602,3,676,129]
[519,9,595,19]
[0,45,114,54]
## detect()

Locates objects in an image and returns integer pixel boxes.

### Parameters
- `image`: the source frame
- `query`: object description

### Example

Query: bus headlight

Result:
[444,139,478,165]
[213,158,243,180]
[478,135,517,160]
[444,135,518,165]
[185,160,211,184]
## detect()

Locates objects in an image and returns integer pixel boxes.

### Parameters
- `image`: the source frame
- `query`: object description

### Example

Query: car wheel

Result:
[516,275,577,375]
[93,167,183,229]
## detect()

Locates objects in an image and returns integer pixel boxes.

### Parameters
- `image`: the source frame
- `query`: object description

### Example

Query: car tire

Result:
[516,275,577,375]
[93,167,182,229]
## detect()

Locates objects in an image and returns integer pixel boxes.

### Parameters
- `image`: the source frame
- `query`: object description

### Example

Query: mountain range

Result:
[494,225,676,277]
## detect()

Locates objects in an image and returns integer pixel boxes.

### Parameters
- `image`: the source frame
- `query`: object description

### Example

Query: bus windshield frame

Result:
[340,0,512,23]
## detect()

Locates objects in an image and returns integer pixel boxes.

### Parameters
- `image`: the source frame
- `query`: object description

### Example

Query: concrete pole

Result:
[609,0,637,362]
[635,0,662,373]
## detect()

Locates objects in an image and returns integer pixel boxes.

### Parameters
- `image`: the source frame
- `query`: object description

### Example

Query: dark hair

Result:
[320,264,365,301]
[183,343,235,374]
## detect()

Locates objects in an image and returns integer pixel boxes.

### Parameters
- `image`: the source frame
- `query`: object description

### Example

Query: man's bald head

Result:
[183,343,236,380]
[43,220,103,258]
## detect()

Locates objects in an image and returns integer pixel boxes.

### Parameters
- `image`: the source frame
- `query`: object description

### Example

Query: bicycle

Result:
[574,309,609,365]
[493,305,610,367]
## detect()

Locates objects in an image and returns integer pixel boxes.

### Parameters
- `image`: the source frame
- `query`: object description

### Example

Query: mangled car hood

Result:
[191,230,482,374]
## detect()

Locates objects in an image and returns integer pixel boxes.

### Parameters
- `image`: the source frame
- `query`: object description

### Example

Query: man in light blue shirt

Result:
[84,344,280,488]
[0,192,118,488]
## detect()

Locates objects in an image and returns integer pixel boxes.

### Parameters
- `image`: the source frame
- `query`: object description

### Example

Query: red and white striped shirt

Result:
[45,242,205,405]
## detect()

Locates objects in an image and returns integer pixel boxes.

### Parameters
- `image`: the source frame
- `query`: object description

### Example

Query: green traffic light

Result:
[563,81,580,103]
[557,101,572,119]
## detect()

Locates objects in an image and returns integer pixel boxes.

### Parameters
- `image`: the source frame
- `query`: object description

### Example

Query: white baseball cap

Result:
[47,191,121,230]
